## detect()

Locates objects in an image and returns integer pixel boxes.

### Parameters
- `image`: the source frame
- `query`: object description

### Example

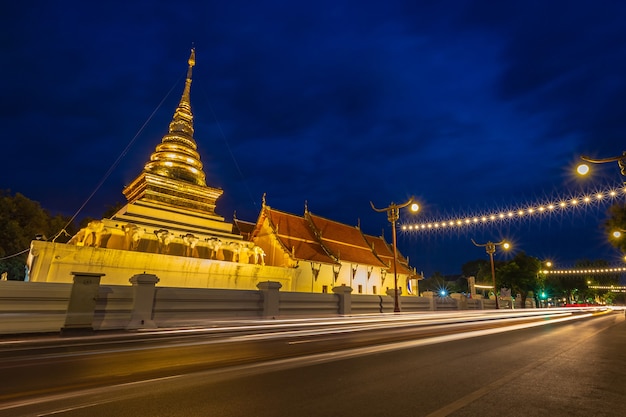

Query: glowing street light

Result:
[471,239,511,309]
[578,151,626,182]
[576,164,590,176]
[541,260,553,273]
[537,260,553,308]
[370,198,419,312]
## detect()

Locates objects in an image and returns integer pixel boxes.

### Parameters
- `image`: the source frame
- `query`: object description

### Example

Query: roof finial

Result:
[304,200,309,213]
[181,47,195,111]
[187,48,196,77]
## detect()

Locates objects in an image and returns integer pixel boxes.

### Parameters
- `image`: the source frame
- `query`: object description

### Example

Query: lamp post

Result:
[370,198,419,312]
[537,260,552,308]
[577,151,626,182]
[471,239,510,309]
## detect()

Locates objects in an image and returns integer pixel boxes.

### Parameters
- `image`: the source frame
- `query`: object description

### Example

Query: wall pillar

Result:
[257,281,282,318]
[386,288,402,311]
[452,293,468,310]
[332,284,353,315]
[127,273,160,330]
[61,272,104,335]
[421,291,436,311]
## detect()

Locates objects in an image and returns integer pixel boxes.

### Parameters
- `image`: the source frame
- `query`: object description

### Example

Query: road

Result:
[1,308,625,416]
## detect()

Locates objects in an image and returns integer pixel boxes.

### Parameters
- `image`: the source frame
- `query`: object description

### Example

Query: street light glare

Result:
[503,242,511,250]
[410,203,420,212]
[613,231,623,239]
[576,163,590,176]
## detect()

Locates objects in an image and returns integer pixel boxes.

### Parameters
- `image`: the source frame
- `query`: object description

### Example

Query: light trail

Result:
[0,309,606,416]
[0,309,605,360]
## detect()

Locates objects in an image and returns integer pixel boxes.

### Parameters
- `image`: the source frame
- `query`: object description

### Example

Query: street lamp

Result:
[611,228,626,239]
[537,260,553,308]
[540,260,553,275]
[577,151,626,182]
[370,198,419,312]
[471,239,510,309]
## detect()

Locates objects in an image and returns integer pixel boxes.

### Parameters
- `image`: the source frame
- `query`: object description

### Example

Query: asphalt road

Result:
[1,309,625,416]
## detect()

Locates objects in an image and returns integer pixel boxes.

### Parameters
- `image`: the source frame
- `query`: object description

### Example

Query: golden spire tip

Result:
[188,48,196,68]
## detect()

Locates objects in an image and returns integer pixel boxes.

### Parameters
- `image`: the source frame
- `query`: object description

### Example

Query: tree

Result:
[543,259,618,305]
[419,272,454,296]
[461,258,496,299]
[574,259,617,304]
[461,259,487,279]
[497,251,542,308]
[0,190,77,280]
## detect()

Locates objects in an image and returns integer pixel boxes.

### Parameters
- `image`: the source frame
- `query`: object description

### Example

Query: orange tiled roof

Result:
[265,208,336,264]
[255,205,415,274]
[364,234,414,276]
[233,218,255,240]
[307,213,387,267]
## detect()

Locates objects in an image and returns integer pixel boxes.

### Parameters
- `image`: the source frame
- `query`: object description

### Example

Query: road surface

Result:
[1,308,624,416]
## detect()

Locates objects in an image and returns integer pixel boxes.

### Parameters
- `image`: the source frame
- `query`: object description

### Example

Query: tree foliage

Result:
[461,252,623,307]
[0,190,77,280]
[497,251,542,308]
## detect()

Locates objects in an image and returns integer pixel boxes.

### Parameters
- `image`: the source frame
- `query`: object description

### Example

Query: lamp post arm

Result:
[580,152,626,164]
[369,201,388,213]
[471,238,484,248]
[370,198,414,213]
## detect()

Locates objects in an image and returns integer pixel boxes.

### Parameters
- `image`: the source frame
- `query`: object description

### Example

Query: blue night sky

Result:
[3,0,626,277]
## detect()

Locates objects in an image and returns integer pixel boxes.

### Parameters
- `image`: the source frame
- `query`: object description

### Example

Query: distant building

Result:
[27,49,419,294]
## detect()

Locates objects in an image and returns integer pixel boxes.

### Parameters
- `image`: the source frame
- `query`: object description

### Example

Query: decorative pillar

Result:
[257,281,282,318]
[127,273,160,330]
[332,284,353,315]
[386,287,402,311]
[421,291,436,310]
[61,272,104,335]
[467,276,476,298]
[452,293,467,310]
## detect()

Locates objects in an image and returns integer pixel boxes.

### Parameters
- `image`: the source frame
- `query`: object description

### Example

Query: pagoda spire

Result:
[143,48,207,186]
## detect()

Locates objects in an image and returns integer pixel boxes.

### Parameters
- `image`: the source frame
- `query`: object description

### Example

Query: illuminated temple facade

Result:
[27,49,418,295]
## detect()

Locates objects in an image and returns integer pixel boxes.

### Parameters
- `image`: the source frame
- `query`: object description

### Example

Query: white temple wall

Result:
[27,241,295,290]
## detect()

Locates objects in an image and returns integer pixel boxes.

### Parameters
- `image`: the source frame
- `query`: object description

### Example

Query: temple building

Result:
[27,49,419,294]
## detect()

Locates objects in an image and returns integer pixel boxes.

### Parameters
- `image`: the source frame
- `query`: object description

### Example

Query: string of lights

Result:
[401,185,626,233]
[588,285,626,292]
[542,267,626,275]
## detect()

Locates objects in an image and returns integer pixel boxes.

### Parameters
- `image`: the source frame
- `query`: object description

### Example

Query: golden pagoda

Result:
[111,48,238,244]
[123,49,219,213]
[27,49,293,288]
